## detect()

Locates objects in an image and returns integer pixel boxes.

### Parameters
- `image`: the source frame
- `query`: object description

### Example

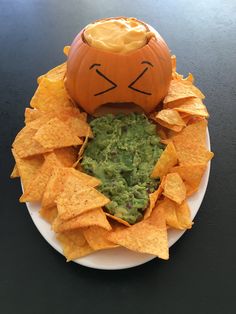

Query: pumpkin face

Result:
[65,19,172,115]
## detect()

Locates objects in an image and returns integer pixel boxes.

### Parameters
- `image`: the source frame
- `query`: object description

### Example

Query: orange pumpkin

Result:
[65,18,172,115]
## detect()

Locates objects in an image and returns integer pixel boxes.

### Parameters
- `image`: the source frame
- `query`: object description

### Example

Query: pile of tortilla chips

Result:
[11,50,214,262]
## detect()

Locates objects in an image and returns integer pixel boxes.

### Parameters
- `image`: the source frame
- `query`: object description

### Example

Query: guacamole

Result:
[81,113,164,224]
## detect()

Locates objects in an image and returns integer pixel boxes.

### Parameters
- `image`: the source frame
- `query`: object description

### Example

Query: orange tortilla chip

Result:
[144,185,163,219]
[20,152,62,202]
[12,149,44,190]
[63,45,70,56]
[30,77,75,112]
[105,213,131,227]
[56,175,110,220]
[42,167,100,209]
[151,141,178,179]
[57,230,93,261]
[83,226,119,251]
[64,116,93,138]
[54,147,78,167]
[163,173,186,204]
[157,198,192,230]
[37,63,66,84]
[33,117,83,149]
[39,206,58,224]
[107,208,169,259]
[156,109,186,127]
[52,208,111,232]
[24,108,44,124]
[172,120,214,165]
[10,164,19,178]
[170,164,206,196]
[164,79,205,104]
[171,98,209,118]
[171,55,176,72]
[156,119,184,132]
[12,126,52,158]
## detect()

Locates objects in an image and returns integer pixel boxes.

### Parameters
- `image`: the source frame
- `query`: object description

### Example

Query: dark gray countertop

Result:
[1,1,235,313]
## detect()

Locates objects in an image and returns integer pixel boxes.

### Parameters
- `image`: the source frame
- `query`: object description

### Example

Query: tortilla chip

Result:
[164,79,205,104]
[83,226,118,250]
[12,149,44,190]
[12,126,52,158]
[157,197,192,230]
[20,152,62,202]
[170,164,206,196]
[176,201,193,229]
[53,208,111,233]
[170,98,209,118]
[33,117,83,149]
[156,119,184,132]
[42,167,101,208]
[151,141,178,179]
[107,208,169,259]
[105,213,131,227]
[73,128,91,168]
[56,175,110,220]
[37,63,66,84]
[64,116,93,138]
[39,206,58,224]
[10,164,19,178]
[171,55,176,72]
[30,77,75,112]
[57,230,93,261]
[24,108,44,124]
[63,45,70,56]
[144,185,163,219]
[156,109,186,127]
[163,173,186,204]
[172,120,214,165]
[54,147,78,167]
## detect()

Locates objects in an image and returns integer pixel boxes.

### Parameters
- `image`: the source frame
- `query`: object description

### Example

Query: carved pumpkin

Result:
[65,18,172,115]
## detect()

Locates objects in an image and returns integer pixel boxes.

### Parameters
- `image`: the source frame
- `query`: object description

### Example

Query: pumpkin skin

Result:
[65,19,172,115]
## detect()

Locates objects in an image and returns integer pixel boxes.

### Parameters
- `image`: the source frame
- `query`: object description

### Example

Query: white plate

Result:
[25,130,211,270]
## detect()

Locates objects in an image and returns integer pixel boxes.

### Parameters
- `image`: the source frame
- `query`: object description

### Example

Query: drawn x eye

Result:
[90,64,117,96]
[128,61,153,95]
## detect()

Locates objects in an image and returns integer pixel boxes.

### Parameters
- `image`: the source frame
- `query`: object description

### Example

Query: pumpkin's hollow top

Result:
[83,17,154,54]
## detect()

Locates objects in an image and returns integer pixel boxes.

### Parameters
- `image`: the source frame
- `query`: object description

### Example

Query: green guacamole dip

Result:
[81,113,164,224]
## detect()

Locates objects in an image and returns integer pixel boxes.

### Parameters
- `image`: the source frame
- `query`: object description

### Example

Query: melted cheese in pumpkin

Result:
[84,18,153,53]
